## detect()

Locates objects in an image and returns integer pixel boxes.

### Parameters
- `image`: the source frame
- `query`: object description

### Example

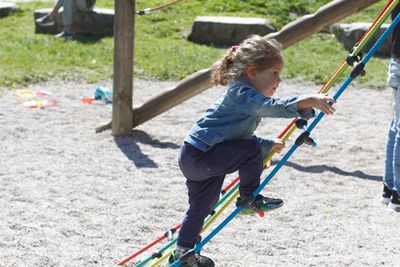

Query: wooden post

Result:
[112,0,134,136]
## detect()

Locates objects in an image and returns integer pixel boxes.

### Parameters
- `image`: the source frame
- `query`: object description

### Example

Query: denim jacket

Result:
[184,77,312,156]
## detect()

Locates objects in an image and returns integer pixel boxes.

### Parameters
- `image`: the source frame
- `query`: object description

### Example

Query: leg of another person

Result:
[36,0,63,26]
[61,0,74,34]
[75,0,95,12]
[391,87,400,199]
[383,113,396,191]
[50,0,63,18]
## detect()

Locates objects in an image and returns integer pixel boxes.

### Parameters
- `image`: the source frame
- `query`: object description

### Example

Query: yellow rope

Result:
[354,0,399,56]
[321,0,398,94]
[148,247,173,266]
[202,191,240,232]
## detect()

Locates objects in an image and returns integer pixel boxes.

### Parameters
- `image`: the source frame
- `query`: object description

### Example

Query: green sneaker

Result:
[237,194,283,215]
[168,249,215,267]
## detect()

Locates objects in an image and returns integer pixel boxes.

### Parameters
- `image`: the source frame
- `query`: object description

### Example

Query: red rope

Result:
[221,177,240,195]
[116,224,181,265]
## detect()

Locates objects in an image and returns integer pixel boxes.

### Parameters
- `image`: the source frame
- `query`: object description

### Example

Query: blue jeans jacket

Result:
[184,77,312,156]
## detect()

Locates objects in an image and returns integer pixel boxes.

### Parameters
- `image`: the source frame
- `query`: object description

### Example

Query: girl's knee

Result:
[187,205,211,221]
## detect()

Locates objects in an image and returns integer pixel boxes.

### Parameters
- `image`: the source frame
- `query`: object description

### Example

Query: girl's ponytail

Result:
[211,48,237,86]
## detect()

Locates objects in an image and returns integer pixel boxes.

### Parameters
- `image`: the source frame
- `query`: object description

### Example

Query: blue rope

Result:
[169,11,400,267]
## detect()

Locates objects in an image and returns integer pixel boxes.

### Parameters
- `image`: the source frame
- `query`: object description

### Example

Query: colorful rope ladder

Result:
[116,1,400,266]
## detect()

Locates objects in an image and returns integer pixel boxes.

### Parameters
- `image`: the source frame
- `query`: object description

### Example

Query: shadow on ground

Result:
[272,160,382,181]
[115,130,180,168]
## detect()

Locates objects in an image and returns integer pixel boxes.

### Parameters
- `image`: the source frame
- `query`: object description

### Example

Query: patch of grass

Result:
[0,0,392,89]
[0,1,114,88]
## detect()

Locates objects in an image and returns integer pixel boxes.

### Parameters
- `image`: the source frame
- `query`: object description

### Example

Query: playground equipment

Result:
[114,1,399,266]
[97,0,380,135]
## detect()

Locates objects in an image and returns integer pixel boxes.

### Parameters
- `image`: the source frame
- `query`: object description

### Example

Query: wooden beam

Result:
[96,0,380,133]
[267,0,380,49]
[128,0,378,128]
[132,69,212,127]
[112,0,134,136]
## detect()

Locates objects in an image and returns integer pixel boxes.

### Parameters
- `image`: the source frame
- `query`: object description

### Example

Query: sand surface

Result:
[0,78,399,267]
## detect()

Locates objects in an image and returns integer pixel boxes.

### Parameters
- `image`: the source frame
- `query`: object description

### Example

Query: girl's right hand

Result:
[312,94,336,115]
[298,94,336,115]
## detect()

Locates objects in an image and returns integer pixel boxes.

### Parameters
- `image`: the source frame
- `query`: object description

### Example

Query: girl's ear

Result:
[246,65,256,80]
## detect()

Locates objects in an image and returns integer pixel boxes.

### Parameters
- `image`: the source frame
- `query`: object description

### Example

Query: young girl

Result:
[169,35,335,266]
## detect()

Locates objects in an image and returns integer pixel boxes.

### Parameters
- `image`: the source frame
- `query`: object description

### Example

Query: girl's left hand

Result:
[272,138,285,153]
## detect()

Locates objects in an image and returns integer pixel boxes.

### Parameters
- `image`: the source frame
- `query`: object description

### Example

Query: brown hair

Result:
[211,35,283,86]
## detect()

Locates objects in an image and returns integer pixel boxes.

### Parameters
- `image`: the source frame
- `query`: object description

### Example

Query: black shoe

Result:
[388,191,400,212]
[36,15,55,27]
[168,249,215,267]
[55,31,74,40]
[381,184,393,205]
[237,194,283,215]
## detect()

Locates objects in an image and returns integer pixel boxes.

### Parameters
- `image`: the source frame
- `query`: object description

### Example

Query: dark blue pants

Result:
[177,139,264,248]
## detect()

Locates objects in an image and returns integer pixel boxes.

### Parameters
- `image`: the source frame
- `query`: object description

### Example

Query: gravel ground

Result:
[0,78,399,267]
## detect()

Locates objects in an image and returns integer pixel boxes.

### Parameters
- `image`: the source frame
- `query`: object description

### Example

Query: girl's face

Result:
[246,60,283,97]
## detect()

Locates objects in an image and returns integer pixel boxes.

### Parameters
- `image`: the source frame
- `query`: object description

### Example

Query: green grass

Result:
[0,0,392,89]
